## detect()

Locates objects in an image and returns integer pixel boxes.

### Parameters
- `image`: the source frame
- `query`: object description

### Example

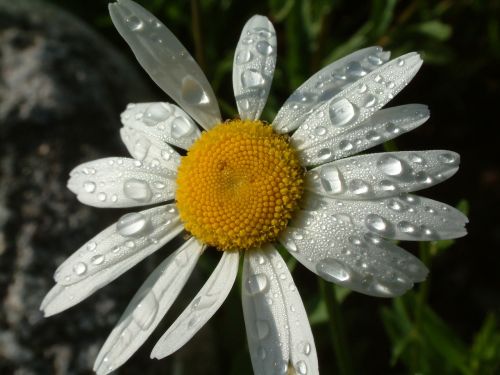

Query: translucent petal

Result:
[273,46,391,133]
[67,157,176,208]
[242,247,290,375]
[40,205,183,316]
[232,15,277,120]
[109,0,221,129]
[298,104,429,166]
[306,151,460,200]
[151,251,239,359]
[291,53,423,150]
[120,102,201,152]
[302,192,468,241]
[280,210,429,297]
[94,238,203,375]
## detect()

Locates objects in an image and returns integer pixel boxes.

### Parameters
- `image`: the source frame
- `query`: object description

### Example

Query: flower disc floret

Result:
[176,120,304,250]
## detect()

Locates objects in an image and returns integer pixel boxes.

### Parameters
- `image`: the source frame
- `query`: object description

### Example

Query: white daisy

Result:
[40,0,468,374]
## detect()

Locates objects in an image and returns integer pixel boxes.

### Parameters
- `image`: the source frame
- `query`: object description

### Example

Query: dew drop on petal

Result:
[116,212,151,237]
[73,262,87,276]
[132,293,159,330]
[171,116,195,139]
[316,258,350,282]
[84,181,96,193]
[365,214,389,234]
[256,40,274,55]
[236,49,252,64]
[241,69,265,89]
[123,179,152,203]
[181,76,210,105]
[377,155,404,176]
[245,273,268,295]
[328,98,357,127]
[319,165,345,194]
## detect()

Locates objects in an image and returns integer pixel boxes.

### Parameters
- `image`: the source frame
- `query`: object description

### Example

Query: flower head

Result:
[41,0,468,374]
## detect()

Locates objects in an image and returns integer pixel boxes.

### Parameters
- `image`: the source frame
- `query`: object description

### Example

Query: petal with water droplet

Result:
[151,251,239,359]
[242,247,290,375]
[40,205,183,316]
[120,102,200,151]
[67,157,176,208]
[297,104,430,166]
[93,238,203,375]
[290,52,423,150]
[232,15,277,120]
[109,0,221,129]
[273,47,390,133]
[280,210,428,297]
[305,151,460,199]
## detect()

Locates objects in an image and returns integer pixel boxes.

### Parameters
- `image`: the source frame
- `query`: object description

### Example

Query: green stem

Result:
[319,279,355,375]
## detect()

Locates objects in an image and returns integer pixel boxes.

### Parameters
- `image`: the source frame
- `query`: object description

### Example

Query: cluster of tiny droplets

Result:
[175,120,304,250]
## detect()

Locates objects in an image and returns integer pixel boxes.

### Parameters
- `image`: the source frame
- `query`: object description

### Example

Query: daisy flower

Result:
[41,0,468,374]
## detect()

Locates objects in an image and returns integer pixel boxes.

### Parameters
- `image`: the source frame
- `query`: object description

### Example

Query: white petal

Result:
[67,157,176,208]
[40,205,183,316]
[151,251,239,359]
[242,248,290,375]
[232,15,277,120]
[302,192,468,241]
[291,52,423,150]
[120,102,201,151]
[109,0,221,129]
[280,210,428,297]
[298,104,429,166]
[94,238,203,375]
[273,46,391,133]
[306,151,460,200]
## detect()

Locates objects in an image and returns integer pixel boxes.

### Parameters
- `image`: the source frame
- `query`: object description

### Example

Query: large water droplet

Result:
[365,214,389,233]
[241,69,265,89]
[298,341,312,356]
[91,254,104,265]
[181,76,210,105]
[171,116,195,139]
[116,212,151,237]
[316,258,350,282]
[245,273,268,295]
[132,293,159,330]
[438,152,458,164]
[123,179,152,202]
[143,103,171,126]
[235,49,252,64]
[398,221,418,235]
[84,181,96,193]
[255,320,270,339]
[256,40,274,55]
[320,165,345,194]
[296,360,308,375]
[328,98,357,127]
[349,179,370,195]
[317,148,332,161]
[127,16,143,31]
[346,61,366,77]
[73,262,87,276]
[362,93,377,108]
[377,155,403,176]
[133,137,151,161]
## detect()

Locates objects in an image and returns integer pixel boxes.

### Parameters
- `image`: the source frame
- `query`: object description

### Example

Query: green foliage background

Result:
[45,0,500,374]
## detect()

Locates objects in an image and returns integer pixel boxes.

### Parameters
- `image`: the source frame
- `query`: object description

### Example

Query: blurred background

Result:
[0,0,499,374]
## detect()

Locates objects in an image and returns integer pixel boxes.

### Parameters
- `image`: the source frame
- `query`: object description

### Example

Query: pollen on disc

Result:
[175,119,304,251]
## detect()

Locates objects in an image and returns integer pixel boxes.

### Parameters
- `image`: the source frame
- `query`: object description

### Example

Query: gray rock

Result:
[0,1,218,374]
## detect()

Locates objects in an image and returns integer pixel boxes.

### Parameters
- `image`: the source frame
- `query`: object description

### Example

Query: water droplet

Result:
[296,360,308,375]
[319,165,345,194]
[438,152,458,164]
[398,221,418,234]
[171,116,195,139]
[73,262,87,276]
[143,103,171,126]
[349,179,370,195]
[358,83,368,93]
[87,242,97,251]
[387,199,404,211]
[346,61,366,77]
[362,93,377,108]
[116,212,151,237]
[123,179,152,203]
[255,320,270,339]
[175,251,188,266]
[133,137,151,161]
[314,126,327,136]
[253,27,274,39]
[241,69,265,88]
[127,16,143,31]
[339,140,353,152]
[97,192,107,202]
[408,153,424,164]
[258,346,266,359]
[379,180,397,192]
[415,171,432,184]
[329,98,357,127]
[368,55,383,65]
[256,40,274,55]
[385,122,399,134]
[91,254,104,265]
[181,76,210,105]
[282,235,298,252]
[132,293,159,330]
[397,58,405,66]
[374,74,383,83]
[316,258,350,282]
[161,150,172,160]
[246,274,268,295]
[317,148,332,161]
[366,130,381,141]
[377,155,404,176]
[365,214,389,233]
[84,181,96,193]
[298,341,312,355]
[236,49,252,64]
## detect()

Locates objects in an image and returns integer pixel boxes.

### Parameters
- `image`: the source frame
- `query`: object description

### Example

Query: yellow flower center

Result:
[176,119,304,251]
